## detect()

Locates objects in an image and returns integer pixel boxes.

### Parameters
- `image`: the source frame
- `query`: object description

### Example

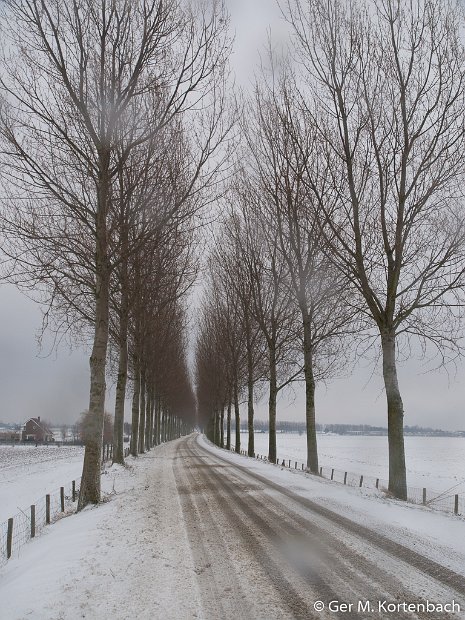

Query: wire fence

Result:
[0,430,186,570]
[1,442,118,568]
[0,478,81,568]
[233,448,464,518]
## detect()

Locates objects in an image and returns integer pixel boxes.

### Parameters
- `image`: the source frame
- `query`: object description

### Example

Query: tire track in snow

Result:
[173,441,251,620]
[197,438,465,600]
[185,437,457,620]
[186,446,329,618]
[187,442,435,619]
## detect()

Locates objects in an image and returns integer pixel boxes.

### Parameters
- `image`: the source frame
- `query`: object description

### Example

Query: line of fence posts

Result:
[4,481,77,562]
[5,442,147,563]
[229,444,462,517]
[4,430,190,564]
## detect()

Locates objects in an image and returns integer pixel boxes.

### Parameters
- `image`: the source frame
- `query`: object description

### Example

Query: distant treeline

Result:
[239,421,463,437]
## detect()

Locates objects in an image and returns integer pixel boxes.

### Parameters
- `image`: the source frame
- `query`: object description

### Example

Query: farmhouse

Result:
[21,417,54,443]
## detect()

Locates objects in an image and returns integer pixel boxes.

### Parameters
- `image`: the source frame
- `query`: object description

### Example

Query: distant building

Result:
[21,417,54,443]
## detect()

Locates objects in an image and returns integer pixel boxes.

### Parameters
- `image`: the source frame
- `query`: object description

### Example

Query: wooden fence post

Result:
[60,487,65,512]
[301,463,304,470]
[422,488,427,505]
[319,466,322,476]
[30,505,35,538]
[7,518,13,559]
[344,472,347,485]
[359,475,363,488]
[72,480,76,502]
[375,478,379,489]
[455,494,459,515]
[295,461,297,469]
[46,494,50,524]
[331,469,334,481]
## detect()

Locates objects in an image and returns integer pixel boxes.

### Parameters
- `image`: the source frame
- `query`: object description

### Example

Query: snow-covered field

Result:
[231,432,465,495]
[0,445,84,523]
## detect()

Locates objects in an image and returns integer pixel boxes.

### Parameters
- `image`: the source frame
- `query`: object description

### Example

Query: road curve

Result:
[173,434,465,620]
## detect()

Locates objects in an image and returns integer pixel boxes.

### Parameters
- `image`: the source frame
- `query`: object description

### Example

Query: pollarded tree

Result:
[285,0,465,498]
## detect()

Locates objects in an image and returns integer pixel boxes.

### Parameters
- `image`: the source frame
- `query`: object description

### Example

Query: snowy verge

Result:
[198,434,465,576]
[0,440,202,620]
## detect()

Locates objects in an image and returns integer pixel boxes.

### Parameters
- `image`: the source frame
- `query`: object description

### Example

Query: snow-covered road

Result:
[1,434,464,619]
[178,436,465,619]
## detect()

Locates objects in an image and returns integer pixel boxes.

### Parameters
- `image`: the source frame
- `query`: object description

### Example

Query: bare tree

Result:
[227,190,301,463]
[285,0,465,498]
[0,0,231,507]
[211,214,267,456]
[127,219,196,456]
[245,73,356,473]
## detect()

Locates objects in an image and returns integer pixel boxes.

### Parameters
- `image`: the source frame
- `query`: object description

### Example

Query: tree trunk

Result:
[112,199,130,465]
[226,401,231,450]
[78,269,109,509]
[78,161,110,510]
[234,386,240,453]
[213,411,219,446]
[112,296,128,465]
[381,330,407,500]
[145,387,151,450]
[303,314,318,473]
[139,371,146,453]
[220,407,224,447]
[149,392,155,448]
[130,357,140,457]
[268,345,277,464]
[155,399,161,445]
[246,327,255,457]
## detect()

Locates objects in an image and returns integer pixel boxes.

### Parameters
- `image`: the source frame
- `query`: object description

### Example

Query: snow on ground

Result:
[1,434,465,620]
[0,442,203,620]
[201,435,465,575]
[0,445,84,523]
[232,432,465,495]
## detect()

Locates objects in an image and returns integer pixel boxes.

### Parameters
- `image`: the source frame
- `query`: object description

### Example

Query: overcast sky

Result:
[0,1,463,431]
